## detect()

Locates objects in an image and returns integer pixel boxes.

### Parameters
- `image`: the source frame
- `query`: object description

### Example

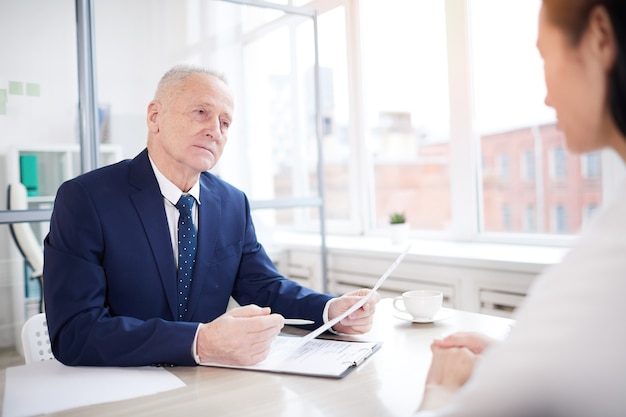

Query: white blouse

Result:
[416,182,626,417]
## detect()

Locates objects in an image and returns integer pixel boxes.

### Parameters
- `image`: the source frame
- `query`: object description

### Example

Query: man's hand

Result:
[328,289,380,335]
[196,304,284,366]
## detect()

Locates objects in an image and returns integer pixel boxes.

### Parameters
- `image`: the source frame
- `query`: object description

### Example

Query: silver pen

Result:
[284,318,314,325]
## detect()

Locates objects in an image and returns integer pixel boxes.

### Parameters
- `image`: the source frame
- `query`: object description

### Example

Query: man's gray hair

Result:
[154,64,227,100]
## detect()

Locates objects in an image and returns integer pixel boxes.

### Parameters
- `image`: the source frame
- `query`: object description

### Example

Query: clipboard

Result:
[201,335,382,378]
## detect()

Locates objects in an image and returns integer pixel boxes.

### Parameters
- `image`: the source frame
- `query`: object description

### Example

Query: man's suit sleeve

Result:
[229,193,334,324]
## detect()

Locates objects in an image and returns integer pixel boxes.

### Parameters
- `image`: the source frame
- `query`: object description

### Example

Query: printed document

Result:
[202,335,381,378]
[201,244,410,377]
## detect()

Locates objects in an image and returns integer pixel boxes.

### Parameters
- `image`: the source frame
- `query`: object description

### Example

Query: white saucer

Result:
[393,308,453,323]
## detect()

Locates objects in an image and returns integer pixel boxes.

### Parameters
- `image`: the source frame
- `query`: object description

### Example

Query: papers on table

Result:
[202,335,381,378]
[3,359,185,417]
[201,244,410,378]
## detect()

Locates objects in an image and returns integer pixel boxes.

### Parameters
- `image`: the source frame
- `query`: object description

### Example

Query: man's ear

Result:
[147,101,160,133]
[587,5,617,72]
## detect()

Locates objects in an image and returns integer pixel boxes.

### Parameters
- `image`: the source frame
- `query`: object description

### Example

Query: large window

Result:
[360,0,451,231]
[470,0,604,236]
[6,0,624,247]
[90,0,624,242]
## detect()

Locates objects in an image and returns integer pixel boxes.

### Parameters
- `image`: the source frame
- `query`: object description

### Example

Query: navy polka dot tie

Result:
[175,195,197,320]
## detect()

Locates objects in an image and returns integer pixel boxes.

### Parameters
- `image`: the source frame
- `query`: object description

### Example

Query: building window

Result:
[523,205,536,232]
[551,146,568,179]
[501,205,512,231]
[496,154,510,182]
[581,152,601,179]
[521,150,535,182]
[553,205,568,234]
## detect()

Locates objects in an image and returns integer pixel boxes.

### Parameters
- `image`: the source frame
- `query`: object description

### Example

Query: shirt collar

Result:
[148,155,201,206]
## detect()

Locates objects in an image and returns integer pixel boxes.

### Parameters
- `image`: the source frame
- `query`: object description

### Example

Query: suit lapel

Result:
[128,150,179,320]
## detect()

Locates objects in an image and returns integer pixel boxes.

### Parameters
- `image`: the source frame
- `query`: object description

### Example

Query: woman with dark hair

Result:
[414,1,626,416]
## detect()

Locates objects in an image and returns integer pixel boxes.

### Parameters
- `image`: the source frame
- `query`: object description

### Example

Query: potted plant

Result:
[389,212,409,244]
[389,212,406,225]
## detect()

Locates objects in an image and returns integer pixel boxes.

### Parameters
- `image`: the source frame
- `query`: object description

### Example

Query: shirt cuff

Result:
[323,298,342,335]
[192,324,202,364]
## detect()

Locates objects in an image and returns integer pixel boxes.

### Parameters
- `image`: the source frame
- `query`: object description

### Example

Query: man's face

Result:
[152,73,234,175]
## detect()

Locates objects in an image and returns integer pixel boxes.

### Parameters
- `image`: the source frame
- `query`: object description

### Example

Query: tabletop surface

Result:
[1,298,513,417]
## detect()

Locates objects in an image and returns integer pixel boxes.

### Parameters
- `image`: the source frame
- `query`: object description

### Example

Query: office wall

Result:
[93,0,176,158]
[0,0,78,348]
[0,0,78,150]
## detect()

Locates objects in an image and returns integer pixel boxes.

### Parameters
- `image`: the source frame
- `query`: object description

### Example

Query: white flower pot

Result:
[389,223,410,245]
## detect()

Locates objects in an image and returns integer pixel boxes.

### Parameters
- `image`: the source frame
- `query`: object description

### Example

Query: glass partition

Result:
[0,0,79,347]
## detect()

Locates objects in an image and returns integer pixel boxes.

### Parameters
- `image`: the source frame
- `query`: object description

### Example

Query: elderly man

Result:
[44,65,379,367]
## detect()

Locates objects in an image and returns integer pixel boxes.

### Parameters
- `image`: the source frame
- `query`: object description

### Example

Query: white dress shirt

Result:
[148,157,200,265]
[149,157,202,361]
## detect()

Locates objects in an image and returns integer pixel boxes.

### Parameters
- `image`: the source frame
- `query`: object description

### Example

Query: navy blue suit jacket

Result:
[43,149,333,366]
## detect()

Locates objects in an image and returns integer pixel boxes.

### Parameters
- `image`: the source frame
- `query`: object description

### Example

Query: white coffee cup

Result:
[393,290,443,320]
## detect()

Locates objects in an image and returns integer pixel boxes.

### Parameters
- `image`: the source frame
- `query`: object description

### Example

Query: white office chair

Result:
[7,182,45,312]
[21,312,54,363]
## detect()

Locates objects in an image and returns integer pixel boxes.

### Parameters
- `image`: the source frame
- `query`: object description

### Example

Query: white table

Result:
[1,298,512,416]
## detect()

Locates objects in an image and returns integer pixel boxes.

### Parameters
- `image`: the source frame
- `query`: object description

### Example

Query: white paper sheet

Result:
[3,359,186,417]
[202,335,380,377]
[295,243,412,349]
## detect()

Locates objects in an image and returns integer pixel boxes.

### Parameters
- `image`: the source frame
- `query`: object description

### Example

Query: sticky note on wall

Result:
[9,81,24,95]
[26,83,40,97]
[19,155,39,196]
[0,89,6,115]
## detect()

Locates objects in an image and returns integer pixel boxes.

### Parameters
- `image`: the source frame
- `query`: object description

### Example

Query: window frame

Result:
[311,0,624,247]
[3,0,624,250]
